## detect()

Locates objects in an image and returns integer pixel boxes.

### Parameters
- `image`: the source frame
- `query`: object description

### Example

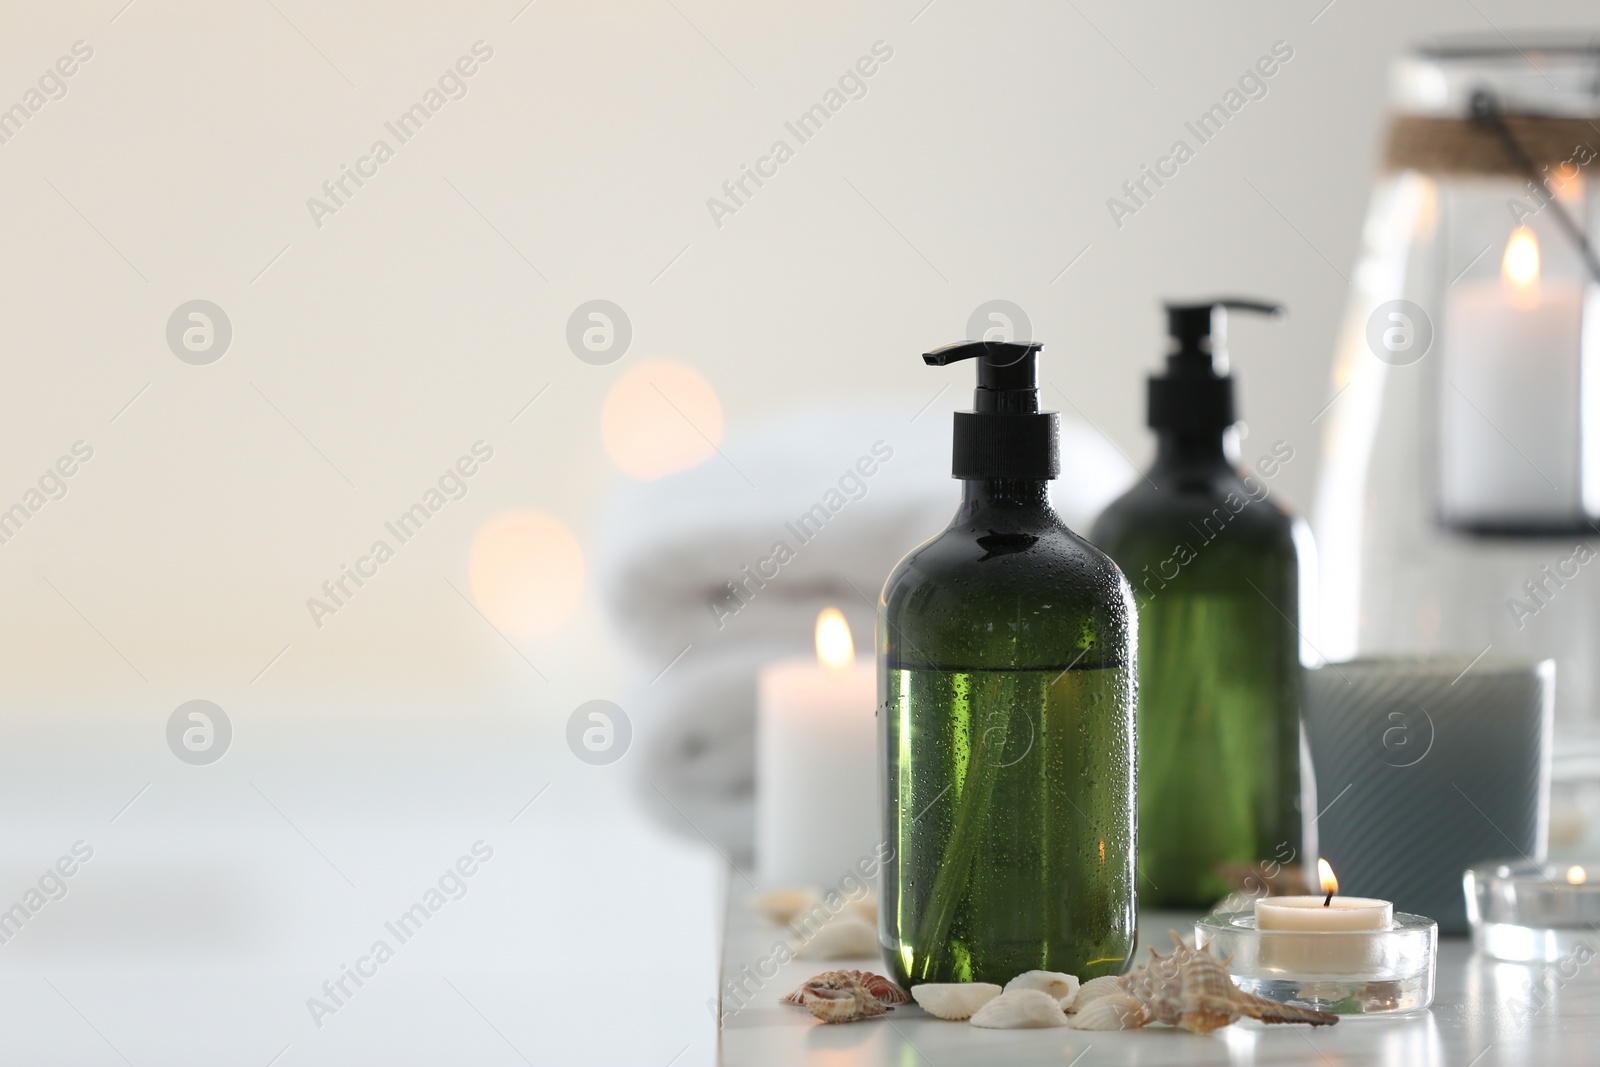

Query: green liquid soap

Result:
[882,665,1135,983]
[1091,299,1307,908]
[878,339,1138,988]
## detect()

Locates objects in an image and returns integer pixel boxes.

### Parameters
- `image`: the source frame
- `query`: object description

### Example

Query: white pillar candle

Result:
[756,608,877,887]
[1439,225,1586,525]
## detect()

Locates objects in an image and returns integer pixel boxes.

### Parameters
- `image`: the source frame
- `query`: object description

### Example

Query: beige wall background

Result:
[0,0,1593,712]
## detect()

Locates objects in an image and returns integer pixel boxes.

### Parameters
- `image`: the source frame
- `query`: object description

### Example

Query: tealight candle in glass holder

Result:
[1466,858,1600,962]
[1197,860,1438,1014]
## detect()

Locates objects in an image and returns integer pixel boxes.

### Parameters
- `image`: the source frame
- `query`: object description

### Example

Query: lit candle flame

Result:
[1318,858,1338,905]
[1569,865,1588,885]
[815,607,854,670]
[1502,226,1540,306]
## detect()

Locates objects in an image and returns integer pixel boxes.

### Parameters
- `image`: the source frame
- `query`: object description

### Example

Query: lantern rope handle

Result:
[1469,88,1600,284]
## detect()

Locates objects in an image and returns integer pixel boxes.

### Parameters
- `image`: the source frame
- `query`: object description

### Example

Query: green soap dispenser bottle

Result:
[1090,299,1307,909]
[880,340,1137,987]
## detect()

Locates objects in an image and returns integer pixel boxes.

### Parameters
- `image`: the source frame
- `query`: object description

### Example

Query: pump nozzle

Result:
[923,339,1058,480]
[1165,299,1283,369]
[924,339,1041,378]
[1151,298,1283,431]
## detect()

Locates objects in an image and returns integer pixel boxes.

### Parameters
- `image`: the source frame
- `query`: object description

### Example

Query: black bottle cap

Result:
[923,340,1060,480]
[1150,298,1283,431]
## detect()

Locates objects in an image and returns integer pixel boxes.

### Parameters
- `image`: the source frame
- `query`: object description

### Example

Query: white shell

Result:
[1067,991,1146,1031]
[968,989,1070,1029]
[793,917,877,960]
[1005,970,1080,1008]
[750,889,818,927]
[1068,975,1126,1012]
[910,982,1001,1021]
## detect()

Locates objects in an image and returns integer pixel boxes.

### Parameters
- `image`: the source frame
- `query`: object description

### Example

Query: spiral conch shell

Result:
[1068,933,1339,1034]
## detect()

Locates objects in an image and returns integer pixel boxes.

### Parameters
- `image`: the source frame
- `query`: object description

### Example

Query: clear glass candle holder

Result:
[1465,858,1600,962]
[1195,911,1438,1015]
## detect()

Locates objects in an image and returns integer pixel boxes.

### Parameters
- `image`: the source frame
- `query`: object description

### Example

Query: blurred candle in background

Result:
[1440,225,1587,524]
[756,608,877,886]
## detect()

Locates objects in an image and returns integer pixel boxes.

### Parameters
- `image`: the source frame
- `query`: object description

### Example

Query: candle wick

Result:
[1323,890,1332,907]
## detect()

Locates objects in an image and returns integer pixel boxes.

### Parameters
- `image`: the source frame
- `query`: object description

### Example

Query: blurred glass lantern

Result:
[1313,35,1600,840]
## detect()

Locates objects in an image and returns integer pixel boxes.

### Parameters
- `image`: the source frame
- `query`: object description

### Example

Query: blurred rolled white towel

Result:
[630,638,786,866]
[597,402,1133,664]
[603,400,1134,856]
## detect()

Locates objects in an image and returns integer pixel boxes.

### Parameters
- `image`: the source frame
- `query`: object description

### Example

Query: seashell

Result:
[968,989,1070,1029]
[802,984,887,1024]
[1103,932,1339,1035]
[854,970,909,1005]
[1005,970,1080,1008]
[847,893,878,926]
[1067,991,1146,1030]
[781,970,898,1023]
[910,982,1001,1021]
[1068,975,1126,1012]
[782,970,907,1008]
[793,916,877,960]
[750,889,819,927]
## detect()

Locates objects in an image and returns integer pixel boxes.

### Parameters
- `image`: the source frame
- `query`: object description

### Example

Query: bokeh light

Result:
[601,359,723,479]
[469,511,584,636]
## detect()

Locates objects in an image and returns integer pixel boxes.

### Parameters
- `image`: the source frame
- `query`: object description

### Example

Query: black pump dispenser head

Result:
[923,340,1059,480]
[1150,298,1283,431]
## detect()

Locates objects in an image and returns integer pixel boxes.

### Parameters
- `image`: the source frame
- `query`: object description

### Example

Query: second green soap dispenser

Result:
[1091,299,1308,908]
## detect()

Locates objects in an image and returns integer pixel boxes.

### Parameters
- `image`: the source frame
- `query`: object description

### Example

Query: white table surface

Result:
[0,710,721,1067]
[717,882,1600,1066]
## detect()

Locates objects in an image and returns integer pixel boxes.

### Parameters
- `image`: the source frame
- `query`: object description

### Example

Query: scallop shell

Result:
[1068,975,1126,1012]
[968,989,1070,1029]
[1078,932,1339,1034]
[910,982,1001,1021]
[1067,991,1146,1030]
[1004,970,1080,1008]
[793,916,877,960]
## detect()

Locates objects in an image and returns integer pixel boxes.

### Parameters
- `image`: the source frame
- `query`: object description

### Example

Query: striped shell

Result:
[781,970,907,1022]
[781,969,907,1006]
[801,983,887,1023]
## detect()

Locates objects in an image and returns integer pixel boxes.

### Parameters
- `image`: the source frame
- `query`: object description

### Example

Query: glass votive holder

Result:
[1465,858,1600,962]
[1195,911,1438,1015]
